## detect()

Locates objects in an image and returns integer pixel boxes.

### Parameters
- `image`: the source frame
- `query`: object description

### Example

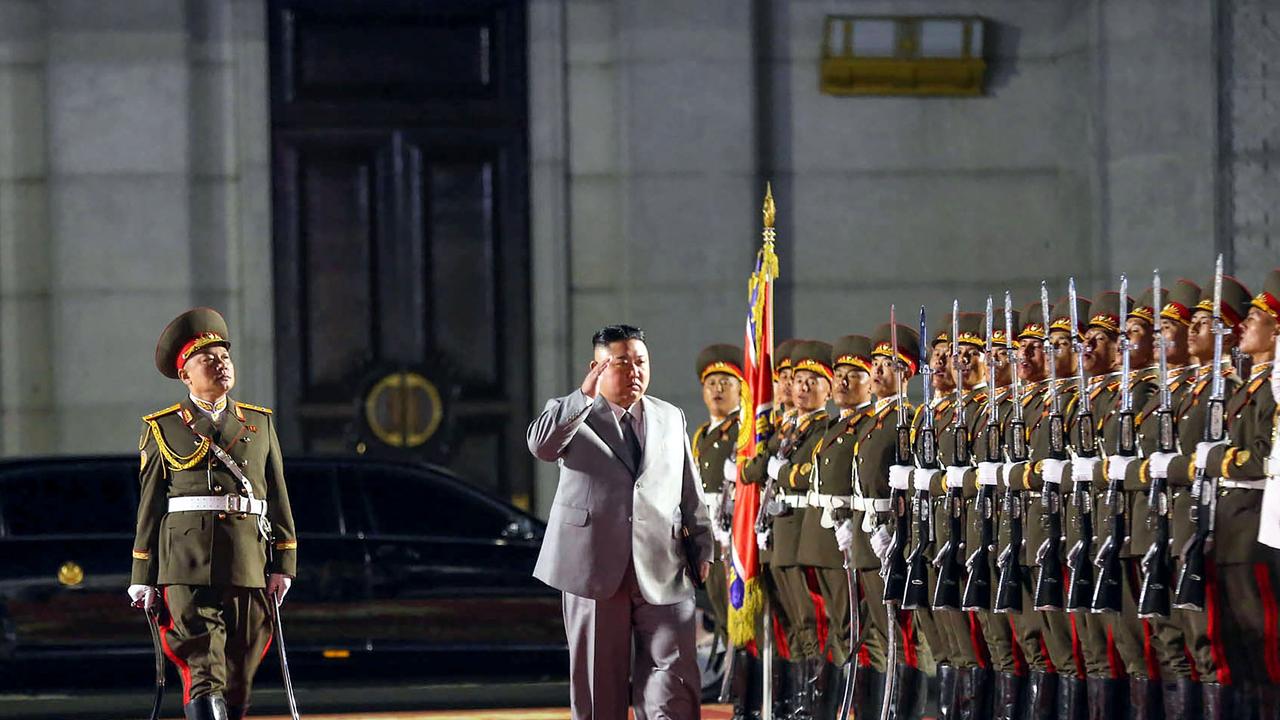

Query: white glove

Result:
[714,525,732,549]
[1148,452,1178,479]
[889,465,913,490]
[870,525,893,563]
[127,584,159,611]
[1107,456,1136,482]
[945,466,968,489]
[756,528,771,552]
[913,467,940,491]
[1273,335,1280,398]
[835,519,856,553]
[1071,456,1102,486]
[767,456,785,481]
[978,462,1001,486]
[723,458,738,482]
[266,573,293,604]
[1195,441,1228,472]
[1041,458,1069,485]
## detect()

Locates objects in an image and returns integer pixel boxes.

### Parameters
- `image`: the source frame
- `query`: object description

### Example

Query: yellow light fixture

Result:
[821,16,988,97]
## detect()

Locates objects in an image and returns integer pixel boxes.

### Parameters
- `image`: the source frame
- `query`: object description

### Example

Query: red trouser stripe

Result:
[968,611,990,669]
[773,609,791,660]
[1253,562,1280,684]
[158,588,194,704]
[1040,634,1058,674]
[1205,560,1232,685]
[902,610,918,668]
[1105,625,1125,679]
[1067,613,1085,677]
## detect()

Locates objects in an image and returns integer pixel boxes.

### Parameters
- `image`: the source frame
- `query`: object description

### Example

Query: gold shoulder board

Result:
[235,401,273,415]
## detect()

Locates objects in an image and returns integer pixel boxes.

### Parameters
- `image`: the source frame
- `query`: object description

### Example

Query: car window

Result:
[281,463,342,535]
[0,463,137,536]
[356,464,512,539]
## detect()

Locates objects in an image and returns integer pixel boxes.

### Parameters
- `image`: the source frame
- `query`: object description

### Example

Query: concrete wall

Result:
[0,0,272,456]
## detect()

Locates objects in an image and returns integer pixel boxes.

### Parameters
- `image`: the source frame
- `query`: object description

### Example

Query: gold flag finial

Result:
[762,182,776,229]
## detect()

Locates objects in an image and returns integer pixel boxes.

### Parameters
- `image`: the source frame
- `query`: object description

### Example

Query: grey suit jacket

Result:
[528,390,713,605]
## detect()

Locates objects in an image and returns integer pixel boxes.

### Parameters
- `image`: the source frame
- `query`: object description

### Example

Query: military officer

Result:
[127,308,297,720]
[797,334,877,715]
[836,321,923,718]
[691,344,748,717]
[1147,275,1251,718]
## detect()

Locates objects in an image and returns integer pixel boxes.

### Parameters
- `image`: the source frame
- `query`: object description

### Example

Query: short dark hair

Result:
[592,324,645,349]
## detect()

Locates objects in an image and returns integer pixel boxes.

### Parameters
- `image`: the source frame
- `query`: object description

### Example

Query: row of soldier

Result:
[691,264,1280,720]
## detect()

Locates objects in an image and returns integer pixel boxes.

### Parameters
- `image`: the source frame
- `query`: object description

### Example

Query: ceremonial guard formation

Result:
[704,188,1280,720]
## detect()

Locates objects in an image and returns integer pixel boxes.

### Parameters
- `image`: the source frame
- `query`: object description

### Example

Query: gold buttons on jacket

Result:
[217,512,228,520]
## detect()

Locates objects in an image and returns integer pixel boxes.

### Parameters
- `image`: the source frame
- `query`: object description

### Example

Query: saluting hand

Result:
[580,356,613,398]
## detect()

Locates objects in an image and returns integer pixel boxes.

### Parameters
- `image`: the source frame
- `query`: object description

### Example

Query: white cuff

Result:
[945,466,968,489]
[1107,455,1136,482]
[1041,458,1069,485]
[1071,457,1101,485]
[977,462,1001,486]
[1148,452,1177,479]
[1194,441,1228,471]
[1001,462,1023,488]
[910,467,938,492]
[889,465,913,490]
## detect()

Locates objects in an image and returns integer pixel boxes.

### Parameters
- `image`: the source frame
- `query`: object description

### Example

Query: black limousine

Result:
[0,455,570,688]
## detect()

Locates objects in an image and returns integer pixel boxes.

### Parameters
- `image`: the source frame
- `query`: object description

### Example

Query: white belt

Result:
[853,497,891,513]
[1219,479,1267,490]
[780,492,807,508]
[809,492,851,509]
[168,495,267,516]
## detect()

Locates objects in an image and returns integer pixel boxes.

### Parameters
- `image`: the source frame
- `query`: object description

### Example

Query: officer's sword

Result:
[144,606,165,720]
[272,590,302,720]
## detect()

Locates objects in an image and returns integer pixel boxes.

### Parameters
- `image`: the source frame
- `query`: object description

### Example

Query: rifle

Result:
[963,296,1001,611]
[933,300,969,611]
[717,455,737,703]
[904,305,936,611]
[1092,275,1132,614]
[881,306,912,720]
[1033,281,1067,611]
[995,293,1028,613]
[1175,255,1228,611]
[1139,270,1175,618]
[1065,277,1098,612]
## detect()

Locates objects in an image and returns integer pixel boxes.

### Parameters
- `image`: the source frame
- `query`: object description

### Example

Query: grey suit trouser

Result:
[562,561,701,720]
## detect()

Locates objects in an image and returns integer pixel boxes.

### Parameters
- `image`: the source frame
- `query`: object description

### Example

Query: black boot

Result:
[992,671,1022,720]
[226,706,247,720]
[1257,683,1280,720]
[184,693,230,720]
[1201,682,1234,720]
[1026,670,1060,720]
[789,659,814,720]
[889,664,926,720]
[936,664,958,720]
[859,667,886,720]
[1086,676,1126,720]
[1162,678,1200,720]
[1057,675,1086,720]
[813,661,844,720]
[955,667,992,720]
[775,660,794,717]
[1129,676,1163,720]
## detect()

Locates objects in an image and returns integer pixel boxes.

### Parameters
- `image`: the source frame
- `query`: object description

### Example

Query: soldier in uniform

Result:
[1146,275,1251,718]
[1123,278,1201,719]
[691,344,749,717]
[761,341,832,718]
[797,334,877,716]
[974,306,1025,720]
[836,321,923,718]
[127,308,297,720]
[1182,269,1280,717]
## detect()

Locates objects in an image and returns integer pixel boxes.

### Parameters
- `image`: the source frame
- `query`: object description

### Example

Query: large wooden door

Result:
[268,0,532,508]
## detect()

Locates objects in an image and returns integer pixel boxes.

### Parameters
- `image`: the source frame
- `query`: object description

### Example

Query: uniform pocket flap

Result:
[559,505,589,527]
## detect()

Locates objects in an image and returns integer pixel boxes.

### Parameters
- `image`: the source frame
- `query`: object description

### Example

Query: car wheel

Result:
[694,605,728,701]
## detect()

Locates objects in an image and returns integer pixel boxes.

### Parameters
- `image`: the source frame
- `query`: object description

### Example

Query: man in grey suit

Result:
[528,324,714,719]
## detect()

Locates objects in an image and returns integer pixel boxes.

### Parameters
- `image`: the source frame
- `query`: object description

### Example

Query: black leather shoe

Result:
[184,693,230,720]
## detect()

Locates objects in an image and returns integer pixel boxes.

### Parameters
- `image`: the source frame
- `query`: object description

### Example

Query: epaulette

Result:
[142,404,182,422]
[235,401,273,416]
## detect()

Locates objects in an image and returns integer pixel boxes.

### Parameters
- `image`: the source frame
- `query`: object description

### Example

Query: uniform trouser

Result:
[858,568,914,674]
[706,556,730,646]
[772,564,822,659]
[938,607,987,669]
[815,565,854,666]
[1008,569,1061,674]
[159,585,273,707]
[978,608,1021,674]
[1177,557,1280,687]
[562,561,701,720]
[1099,556,1185,680]
[912,563,960,670]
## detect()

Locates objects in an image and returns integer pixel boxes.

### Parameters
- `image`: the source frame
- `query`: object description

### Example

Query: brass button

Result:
[713,441,721,449]
[217,513,227,520]
[238,513,248,519]
[213,485,223,492]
